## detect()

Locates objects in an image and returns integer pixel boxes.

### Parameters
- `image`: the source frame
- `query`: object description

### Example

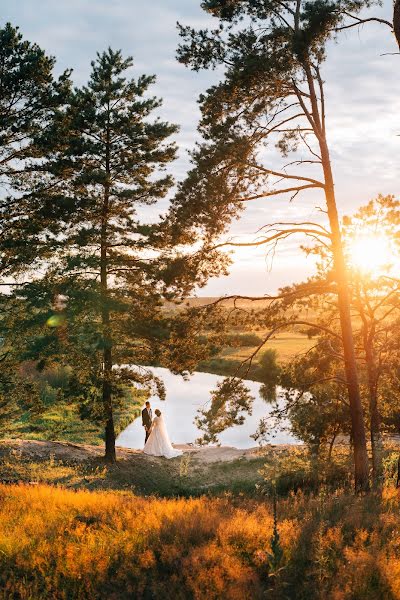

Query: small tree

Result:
[195,377,254,445]
[257,195,400,482]
[280,344,351,459]
[258,349,281,402]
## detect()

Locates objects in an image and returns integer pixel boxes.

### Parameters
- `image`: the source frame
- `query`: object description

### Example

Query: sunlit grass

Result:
[0,483,270,599]
[1,481,400,599]
[221,331,315,363]
[0,444,266,497]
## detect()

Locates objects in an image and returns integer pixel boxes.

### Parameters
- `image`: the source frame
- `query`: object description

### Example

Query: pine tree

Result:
[0,23,70,432]
[0,22,71,281]
[170,0,374,491]
[20,50,186,462]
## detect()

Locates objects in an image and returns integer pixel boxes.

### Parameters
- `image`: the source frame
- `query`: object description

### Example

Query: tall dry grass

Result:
[1,482,400,599]
[0,484,270,599]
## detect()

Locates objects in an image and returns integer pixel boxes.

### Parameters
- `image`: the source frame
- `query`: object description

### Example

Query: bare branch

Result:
[214,227,331,252]
[246,163,325,187]
[335,12,393,33]
[239,183,321,201]
[257,220,331,236]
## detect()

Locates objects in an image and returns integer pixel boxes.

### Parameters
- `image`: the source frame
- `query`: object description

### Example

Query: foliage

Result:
[196,357,261,381]
[0,22,71,278]
[170,0,376,245]
[0,298,43,435]
[195,377,254,444]
[9,388,145,446]
[170,0,382,490]
[259,445,352,496]
[257,349,281,402]
[266,491,284,582]
[223,332,263,347]
[241,195,400,476]
[0,362,39,436]
[6,49,219,459]
[277,343,351,454]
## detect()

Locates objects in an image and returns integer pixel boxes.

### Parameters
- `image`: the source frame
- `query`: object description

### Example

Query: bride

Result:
[144,409,182,459]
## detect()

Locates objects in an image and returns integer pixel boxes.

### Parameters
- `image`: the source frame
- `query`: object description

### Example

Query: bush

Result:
[259,446,352,496]
[224,333,263,347]
[196,358,261,381]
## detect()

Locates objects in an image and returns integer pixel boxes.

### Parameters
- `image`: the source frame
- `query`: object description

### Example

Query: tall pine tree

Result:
[170,0,378,490]
[0,22,70,280]
[0,23,70,433]
[22,50,183,462]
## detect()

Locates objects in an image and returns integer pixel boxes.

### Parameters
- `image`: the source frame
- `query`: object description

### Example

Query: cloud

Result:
[2,0,399,295]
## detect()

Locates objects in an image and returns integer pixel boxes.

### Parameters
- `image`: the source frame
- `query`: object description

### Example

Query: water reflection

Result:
[116,367,300,450]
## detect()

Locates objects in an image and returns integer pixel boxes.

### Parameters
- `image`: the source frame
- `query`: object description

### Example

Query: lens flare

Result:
[47,314,66,328]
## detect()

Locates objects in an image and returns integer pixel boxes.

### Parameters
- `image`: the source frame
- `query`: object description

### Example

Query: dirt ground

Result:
[0,438,262,464]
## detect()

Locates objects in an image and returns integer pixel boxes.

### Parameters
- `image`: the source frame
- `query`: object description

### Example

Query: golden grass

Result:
[222,331,314,363]
[2,482,400,599]
[0,484,269,599]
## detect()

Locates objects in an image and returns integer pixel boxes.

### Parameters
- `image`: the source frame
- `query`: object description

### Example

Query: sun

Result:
[349,233,395,275]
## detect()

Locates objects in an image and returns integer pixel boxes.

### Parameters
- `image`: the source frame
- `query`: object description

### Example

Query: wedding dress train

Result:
[143,415,182,459]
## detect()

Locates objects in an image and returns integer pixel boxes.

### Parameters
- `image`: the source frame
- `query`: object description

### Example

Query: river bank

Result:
[0,438,272,496]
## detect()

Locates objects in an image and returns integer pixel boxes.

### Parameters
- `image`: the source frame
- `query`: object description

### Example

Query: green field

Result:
[219,331,314,363]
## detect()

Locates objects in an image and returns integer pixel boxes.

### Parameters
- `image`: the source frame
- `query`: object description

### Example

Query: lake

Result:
[116,367,300,449]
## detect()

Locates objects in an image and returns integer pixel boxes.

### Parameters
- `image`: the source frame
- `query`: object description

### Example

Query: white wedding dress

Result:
[143,415,182,459]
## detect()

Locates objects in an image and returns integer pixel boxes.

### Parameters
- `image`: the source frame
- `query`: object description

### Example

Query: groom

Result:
[142,401,153,444]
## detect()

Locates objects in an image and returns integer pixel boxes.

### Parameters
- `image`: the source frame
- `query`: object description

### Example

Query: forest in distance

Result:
[1,0,400,598]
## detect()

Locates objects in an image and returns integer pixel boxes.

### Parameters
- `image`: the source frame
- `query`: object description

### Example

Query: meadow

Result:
[1,443,400,599]
[196,330,314,381]
[1,479,400,599]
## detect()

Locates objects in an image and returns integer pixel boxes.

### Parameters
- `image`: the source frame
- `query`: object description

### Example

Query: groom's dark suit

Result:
[142,407,153,443]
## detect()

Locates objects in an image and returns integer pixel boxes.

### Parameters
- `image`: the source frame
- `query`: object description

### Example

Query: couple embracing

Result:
[141,401,182,459]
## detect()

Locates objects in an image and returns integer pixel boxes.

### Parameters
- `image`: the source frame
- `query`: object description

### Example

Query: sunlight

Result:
[349,233,395,275]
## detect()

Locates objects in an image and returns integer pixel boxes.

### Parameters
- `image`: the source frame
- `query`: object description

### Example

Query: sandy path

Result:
[0,439,266,464]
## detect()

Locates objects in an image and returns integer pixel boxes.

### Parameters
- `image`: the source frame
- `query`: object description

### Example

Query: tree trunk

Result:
[103,344,116,463]
[101,225,116,462]
[369,387,383,486]
[321,152,370,491]
[394,0,400,50]
[101,100,116,464]
[301,63,370,491]
[365,348,383,485]
[358,294,383,486]
[328,432,337,462]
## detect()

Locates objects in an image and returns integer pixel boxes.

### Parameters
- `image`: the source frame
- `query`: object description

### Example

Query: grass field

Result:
[0,441,267,497]
[12,391,145,446]
[196,330,314,381]
[219,331,315,363]
[1,444,400,599]
[169,296,317,369]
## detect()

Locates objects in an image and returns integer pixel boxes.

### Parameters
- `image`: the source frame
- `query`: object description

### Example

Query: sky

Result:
[3,0,399,296]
